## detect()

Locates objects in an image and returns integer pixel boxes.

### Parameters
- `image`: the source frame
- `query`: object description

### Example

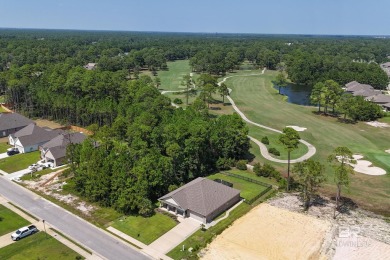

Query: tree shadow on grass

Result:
[337,118,357,124]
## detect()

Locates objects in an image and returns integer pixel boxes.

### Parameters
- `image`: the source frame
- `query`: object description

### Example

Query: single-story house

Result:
[158,177,240,224]
[0,112,34,138]
[345,81,381,97]
[9,123,63,153]
[366,94,390,111]
[41,132,87,167]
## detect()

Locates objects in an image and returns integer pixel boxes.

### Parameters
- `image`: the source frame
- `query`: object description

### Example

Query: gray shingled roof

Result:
[366,94,390,103]
[346,83,374,93]
[0,112,34,131]
[159,177,240,217]
[43,132,87,159]
[15,124,64,147]
[352,89,381,98]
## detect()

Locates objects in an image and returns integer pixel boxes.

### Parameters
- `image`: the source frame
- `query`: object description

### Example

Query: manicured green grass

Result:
[226,169,278,186]
[0,151,40,173]
[221,69,390,214]
[158,60,195,91]
[111,212,177,245]
[0,205,30,236]
[207,173,268,201]
[0,142,11,153]
[167,203,251,260]
[0,232,82,259]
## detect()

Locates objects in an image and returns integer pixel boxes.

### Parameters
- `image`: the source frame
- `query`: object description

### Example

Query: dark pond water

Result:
[274,84,313,106]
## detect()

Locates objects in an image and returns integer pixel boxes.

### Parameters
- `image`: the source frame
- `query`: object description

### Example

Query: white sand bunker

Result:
[386,149,390,154]
[339,154,387,176]
[366,121,390,128]
[286,125,307,131]
[202,203,330,260]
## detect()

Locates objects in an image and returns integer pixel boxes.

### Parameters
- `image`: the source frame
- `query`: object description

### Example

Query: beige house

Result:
[41,132,86,167]
[159,177,240,224]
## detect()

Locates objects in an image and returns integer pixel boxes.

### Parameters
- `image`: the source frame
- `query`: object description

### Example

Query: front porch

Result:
[159,201,186,219]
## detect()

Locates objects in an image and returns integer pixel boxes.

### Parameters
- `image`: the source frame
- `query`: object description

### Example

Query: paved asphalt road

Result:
[0,177,151,260]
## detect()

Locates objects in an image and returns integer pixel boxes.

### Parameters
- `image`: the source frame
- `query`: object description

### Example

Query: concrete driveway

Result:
[145,218,200,255]
[0,152,9,159]
[6,168,31,180]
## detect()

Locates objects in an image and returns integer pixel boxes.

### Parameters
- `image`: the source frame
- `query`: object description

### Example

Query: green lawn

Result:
[158,60,195,91]
[168,203,251,260]
[220,69,390,214]
[0,142,11,153]
[0,151,40,173]
[226,169,278,186]
[207,173,268,202]
[0,205,30,236]
[111,212,177,245]
[0,232,82,260]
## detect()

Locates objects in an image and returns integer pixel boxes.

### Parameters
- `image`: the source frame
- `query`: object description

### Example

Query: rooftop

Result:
[159,177,240,216]
[0,112,34,131]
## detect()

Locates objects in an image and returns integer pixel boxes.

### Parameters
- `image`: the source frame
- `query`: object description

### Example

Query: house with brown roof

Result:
[0,112,34,137]
[9,123,64,153]
[40,132,86,167]
[158,177,240,223]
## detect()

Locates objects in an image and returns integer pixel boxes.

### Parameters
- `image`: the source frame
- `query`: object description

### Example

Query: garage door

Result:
[189,211,205,223]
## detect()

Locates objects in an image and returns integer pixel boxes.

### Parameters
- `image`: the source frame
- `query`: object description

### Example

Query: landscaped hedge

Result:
[261,136,269,145]
[268,147,280,156]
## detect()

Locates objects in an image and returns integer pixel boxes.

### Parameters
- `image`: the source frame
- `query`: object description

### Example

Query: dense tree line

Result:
[310,80,383,121]
[66,80,249,215]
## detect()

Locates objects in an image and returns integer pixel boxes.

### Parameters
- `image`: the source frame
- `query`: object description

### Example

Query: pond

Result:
[275,84,313,106]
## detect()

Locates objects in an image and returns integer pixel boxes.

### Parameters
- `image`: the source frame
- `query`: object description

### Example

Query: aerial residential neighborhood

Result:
[0,1,389,260]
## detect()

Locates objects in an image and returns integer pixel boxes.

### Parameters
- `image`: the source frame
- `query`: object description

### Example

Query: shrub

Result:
[268,147,280,156]
[235,160,248,170]
[216,157,234,170]
[256,163,279,178]
[253,162,262,175]
[138,198,154,217]
[261,136,269,145]
[173,98,183,104]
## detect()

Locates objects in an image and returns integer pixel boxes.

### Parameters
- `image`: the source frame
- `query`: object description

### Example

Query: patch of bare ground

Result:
[23,170,95,216]
[268,193,390,259]
[34,118,64,129]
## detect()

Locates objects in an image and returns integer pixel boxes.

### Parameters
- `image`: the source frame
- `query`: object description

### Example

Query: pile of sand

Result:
[365,121,390,128]
[202,203,330,260]
[286,125,307,131]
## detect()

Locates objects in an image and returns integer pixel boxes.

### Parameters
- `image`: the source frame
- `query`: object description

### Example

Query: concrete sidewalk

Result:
[5,168,31,180]
[0,152,9,159]
[0,197,101,259]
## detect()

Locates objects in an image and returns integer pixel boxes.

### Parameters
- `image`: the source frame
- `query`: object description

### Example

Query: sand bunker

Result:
[365,121,389,128]
[352,155,386,176]
[336,154,386,176]
[286,125,307,131]
[202,203,330,260]
[385,149,390,154]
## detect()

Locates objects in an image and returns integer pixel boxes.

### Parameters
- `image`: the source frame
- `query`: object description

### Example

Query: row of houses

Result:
[0,112,86,167]
[345,81,390,111]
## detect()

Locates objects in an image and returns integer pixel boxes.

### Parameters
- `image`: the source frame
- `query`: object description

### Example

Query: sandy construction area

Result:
[202,203,331,260]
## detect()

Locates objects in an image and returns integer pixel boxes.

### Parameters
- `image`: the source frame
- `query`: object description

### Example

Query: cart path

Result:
[220,68,316,163]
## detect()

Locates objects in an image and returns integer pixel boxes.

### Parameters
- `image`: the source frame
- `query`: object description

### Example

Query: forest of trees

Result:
[1,30,390,213]
[65,80,249,215]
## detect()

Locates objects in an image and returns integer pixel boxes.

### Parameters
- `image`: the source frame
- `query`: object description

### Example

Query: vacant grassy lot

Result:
[207,173,268,202]
[111,212,177,245]
[0,232,82,259]
[0,205,30,236]
[222,70,390,214]
[0,151,40,173]
[0,142,10,153]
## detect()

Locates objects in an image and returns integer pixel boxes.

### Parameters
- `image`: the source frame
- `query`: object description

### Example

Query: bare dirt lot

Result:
[201,193,390,260]
[34,119,64,129]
